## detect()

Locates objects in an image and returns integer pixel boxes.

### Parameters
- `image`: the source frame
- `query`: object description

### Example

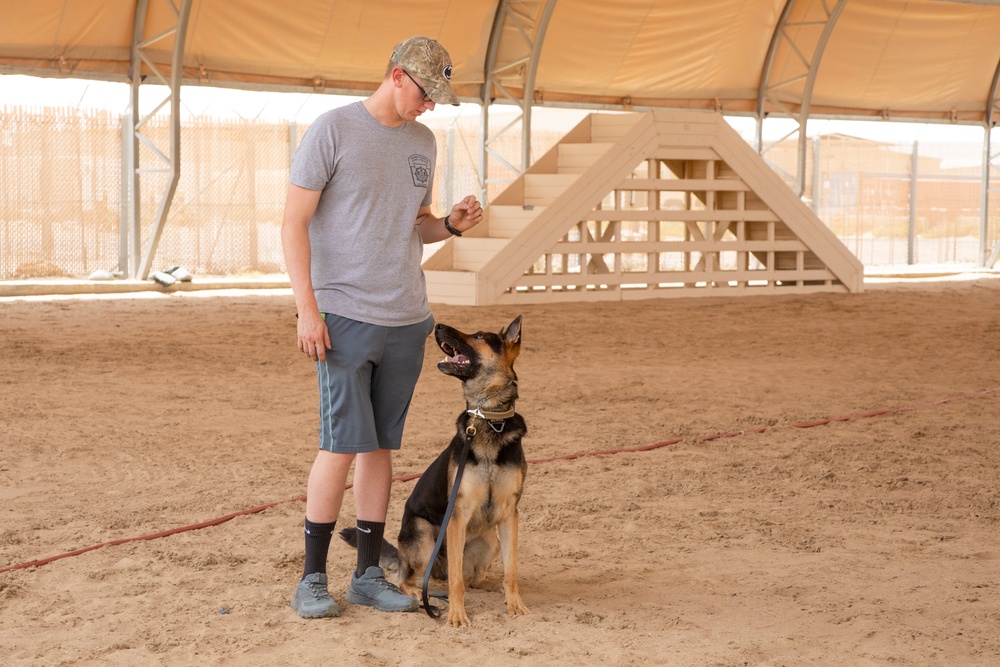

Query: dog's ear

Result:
[501,315,522,348]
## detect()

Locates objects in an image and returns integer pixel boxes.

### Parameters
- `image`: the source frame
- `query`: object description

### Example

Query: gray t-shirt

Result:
[290,101,436,326]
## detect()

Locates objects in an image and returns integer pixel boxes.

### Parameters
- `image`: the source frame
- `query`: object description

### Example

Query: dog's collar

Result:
[465,380,517,434]
[466,404,516,423]
[465,402,516,434]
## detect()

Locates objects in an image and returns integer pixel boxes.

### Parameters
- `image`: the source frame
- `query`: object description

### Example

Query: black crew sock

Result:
[355,520,386,577]
[302,518,336,581]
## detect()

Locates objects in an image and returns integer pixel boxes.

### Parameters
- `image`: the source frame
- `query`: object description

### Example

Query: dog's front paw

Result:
[447,606,472,628]
[506,595,529,616]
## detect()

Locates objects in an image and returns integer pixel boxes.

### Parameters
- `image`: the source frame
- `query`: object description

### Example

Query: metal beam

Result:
[756,0,795,152]
[981,55,1000,266]
[910,141,919,265]
[479,0,557,204]
[125,0,192,279]
[756,0,847,197]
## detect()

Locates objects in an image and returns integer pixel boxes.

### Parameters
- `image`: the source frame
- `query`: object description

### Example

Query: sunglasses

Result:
[402,70,432,103]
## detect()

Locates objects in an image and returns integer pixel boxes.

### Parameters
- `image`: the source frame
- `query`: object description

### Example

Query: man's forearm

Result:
[281,218,320,315]
[415,211,452,244]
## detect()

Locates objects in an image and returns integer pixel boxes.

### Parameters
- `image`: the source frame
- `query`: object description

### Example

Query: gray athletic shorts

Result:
[316,313,434,454]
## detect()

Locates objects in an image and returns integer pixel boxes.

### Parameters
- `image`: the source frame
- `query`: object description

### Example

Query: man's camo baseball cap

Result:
[391,36,460,106]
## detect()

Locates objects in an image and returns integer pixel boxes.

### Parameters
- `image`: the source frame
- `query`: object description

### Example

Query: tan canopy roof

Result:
[2,0,999,124]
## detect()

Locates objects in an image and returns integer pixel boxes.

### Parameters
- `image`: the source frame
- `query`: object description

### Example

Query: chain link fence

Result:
[746,130,999,268]
[1,108,122,278]
[1,105,997,279]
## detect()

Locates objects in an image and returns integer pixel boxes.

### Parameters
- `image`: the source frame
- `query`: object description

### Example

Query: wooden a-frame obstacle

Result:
[423,110,863,305]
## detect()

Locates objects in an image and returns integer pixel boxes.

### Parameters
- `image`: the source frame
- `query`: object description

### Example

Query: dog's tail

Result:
[338,528,401,572]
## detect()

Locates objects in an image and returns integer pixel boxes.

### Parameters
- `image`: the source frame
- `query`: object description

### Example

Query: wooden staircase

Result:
[423,110,863,305]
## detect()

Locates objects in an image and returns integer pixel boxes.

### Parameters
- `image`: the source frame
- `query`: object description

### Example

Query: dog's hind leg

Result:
[498,511,528,616]
[395,517,437,597]
[463,532,499,589]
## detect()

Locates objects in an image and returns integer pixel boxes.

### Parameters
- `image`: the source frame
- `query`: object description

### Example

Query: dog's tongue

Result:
[449,354,468,363]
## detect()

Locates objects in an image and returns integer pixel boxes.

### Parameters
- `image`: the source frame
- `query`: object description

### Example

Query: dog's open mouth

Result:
[439,342,470,366]
[437,338,474,377]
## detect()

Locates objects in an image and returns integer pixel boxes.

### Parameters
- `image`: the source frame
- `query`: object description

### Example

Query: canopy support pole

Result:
[755,0,847,197]
[981,57,1000,267]
[479,0,557,205]
[125,0,192,279]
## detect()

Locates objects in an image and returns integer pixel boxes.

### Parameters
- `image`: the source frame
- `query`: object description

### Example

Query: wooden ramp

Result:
[423,110,863,305]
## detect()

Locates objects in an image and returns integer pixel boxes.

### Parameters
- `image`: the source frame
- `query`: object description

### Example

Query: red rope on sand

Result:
[3,385,998,575]
[790,386,1000,429]
[0,496,306,574]
[525,438,683,464]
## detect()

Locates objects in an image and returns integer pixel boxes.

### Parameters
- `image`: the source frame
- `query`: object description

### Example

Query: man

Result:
[281,35,484,618]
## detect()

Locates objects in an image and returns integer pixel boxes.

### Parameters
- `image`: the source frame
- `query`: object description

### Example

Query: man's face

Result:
[398,68,435,120]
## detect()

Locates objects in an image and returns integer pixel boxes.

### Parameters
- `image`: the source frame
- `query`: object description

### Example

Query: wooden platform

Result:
[423,110,864,305]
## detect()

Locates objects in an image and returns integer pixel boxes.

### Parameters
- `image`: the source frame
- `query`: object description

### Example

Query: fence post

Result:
[247,127,258,271]
[982,126,993,268]
[444,126,455,212]
[908,140,918,265]
[811,136,820,213]
[119,115,130,275]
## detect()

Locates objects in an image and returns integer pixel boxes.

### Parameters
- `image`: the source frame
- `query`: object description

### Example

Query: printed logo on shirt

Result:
[408,154,431,188]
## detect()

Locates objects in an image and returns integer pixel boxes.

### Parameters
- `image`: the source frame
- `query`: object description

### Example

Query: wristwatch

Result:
[443,215,463,237]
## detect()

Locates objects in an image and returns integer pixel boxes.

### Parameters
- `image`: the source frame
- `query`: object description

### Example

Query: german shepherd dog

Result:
[342,315,528,627]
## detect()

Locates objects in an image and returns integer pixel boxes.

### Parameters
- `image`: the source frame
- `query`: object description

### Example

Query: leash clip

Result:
[464,408,483,437]
[467,406,507,434]
[465,408,484,437]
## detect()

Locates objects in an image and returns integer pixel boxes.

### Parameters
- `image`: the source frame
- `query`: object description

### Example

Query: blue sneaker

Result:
[346,566,418,612]
[291,573,340,618]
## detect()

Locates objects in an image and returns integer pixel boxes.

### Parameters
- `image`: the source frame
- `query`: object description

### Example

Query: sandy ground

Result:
[2,277,1000,666]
